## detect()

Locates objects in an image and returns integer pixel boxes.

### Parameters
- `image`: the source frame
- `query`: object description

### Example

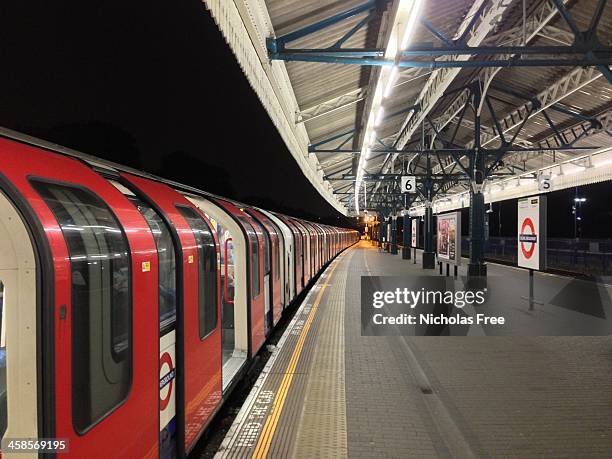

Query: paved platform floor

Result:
[216,242,612,458]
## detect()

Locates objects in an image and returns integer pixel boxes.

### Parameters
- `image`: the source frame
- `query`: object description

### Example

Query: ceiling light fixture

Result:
[355,0,423,213]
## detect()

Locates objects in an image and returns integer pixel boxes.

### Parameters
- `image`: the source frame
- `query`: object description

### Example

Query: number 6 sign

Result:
[401,176,416,193]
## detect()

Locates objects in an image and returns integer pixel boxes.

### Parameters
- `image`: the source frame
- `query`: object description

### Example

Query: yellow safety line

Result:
[251,252,345,459]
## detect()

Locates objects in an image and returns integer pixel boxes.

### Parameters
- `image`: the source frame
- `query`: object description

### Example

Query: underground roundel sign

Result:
[517,196,545,270]
[159,351,175,411]
[519,218,537,259]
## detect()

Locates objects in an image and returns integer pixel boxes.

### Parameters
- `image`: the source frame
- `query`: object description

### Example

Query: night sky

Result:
[2,1,611,238]
[0,0,356,227]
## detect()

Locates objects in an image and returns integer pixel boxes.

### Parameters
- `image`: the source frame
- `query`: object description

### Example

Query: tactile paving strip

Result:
[216,251,351,459]
[291,260,348,458]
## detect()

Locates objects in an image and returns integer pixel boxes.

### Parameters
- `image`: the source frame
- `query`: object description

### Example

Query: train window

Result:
[251,235,259,297]
[176,206,218,339]
[254,221,270,275]
[274,235,280,280]
[266,223,281,281]
[261,230,270,275]
[128,197,177,334]
[0,281,6,438]
[235,216,260,297]
[31,180,131,433]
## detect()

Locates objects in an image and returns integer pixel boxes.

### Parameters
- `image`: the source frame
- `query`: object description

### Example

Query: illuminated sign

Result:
[517,196,547,270]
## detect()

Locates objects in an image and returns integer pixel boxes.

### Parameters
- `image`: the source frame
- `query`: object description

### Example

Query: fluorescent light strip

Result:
[375,107,385,127]
[355,0,422,213]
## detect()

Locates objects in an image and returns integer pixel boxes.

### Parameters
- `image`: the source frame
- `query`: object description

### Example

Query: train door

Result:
[281,217,303,293]
[293,220,311,285]
[262,210,294,306]
[209,199,266,357]
[247,209,282,327]
[293,222,304,292]
[186,196,250,390]
[304,223,316,277]
[121,175,222,455]
[0,141,160,458]
[109,181,179,458]
[233,213,266,351]
[0,188,38,457]
[248,218,271,335]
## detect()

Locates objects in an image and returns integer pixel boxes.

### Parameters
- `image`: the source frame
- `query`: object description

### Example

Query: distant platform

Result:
[215,242,612,458]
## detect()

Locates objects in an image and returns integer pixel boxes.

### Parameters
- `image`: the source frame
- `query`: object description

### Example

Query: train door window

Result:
[236,216,259,298]
[0,281,6,438]
[261,227,270,276]
[128,197,177,334]
[251,234,259,297]
[176,206,217,339]
[31,180,131,433]
[273,233,280,280]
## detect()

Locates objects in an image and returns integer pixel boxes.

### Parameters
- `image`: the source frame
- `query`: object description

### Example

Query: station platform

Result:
[216,241,612,458]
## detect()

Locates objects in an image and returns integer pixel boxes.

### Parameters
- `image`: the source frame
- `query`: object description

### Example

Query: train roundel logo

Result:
[519,217,537,259]
[159,352,175,411]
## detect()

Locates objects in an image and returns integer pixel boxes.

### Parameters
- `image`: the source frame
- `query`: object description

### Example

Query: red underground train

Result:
[0,128,358,458]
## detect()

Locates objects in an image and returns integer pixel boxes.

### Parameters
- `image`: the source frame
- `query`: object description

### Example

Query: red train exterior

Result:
[0,131,358,458]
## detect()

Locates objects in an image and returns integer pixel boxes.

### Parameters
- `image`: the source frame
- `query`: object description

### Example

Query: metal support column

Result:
[402,214,411,259]
[386,216,392,252]
[468,190,487,275]
[467,84,487,285]
[422,153,436,269]
[423,204,435,268]
[391,216,398,254]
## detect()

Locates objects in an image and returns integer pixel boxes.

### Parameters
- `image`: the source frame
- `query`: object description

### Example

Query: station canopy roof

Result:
[204,0,612,216]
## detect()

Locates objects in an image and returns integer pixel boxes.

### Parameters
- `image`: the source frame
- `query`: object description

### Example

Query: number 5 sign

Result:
[401,176,417,193]
[538,174,551,191]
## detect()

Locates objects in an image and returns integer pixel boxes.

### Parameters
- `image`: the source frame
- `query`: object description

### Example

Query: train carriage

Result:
[257,209,295,307]
[0,130,358,458]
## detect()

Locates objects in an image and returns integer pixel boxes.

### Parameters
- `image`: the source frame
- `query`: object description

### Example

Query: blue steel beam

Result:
[546,1,612,84]
[336,132,355,150]
[541,110,567,146]
[587,0,607,39]
[267,0,376,53]
[310,145,597,154]
[273,45,612,57]
[598,65,612,84]
[330,12,374,49]
[456,0,489,45]
[549,104,596,122]
[308,128,355,150]
[550,0,582,38]
[420,19,454,47]
[309,106,418,152]
[273,54,612,69]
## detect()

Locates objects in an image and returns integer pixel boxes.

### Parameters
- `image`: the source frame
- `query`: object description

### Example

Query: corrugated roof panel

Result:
[258,0,611,211]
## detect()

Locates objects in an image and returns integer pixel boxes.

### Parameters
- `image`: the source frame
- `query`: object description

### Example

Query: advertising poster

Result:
[411,218,418,248]
[436,211,461,265]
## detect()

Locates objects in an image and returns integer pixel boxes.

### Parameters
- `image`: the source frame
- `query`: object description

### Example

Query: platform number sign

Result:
[517,195,547,270]
[401,176,417,194]
[538,174,551,192]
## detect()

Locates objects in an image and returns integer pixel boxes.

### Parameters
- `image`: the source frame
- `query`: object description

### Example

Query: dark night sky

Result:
[2,1,611,238]
[458,181,612,240]
[0,0,356,227]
